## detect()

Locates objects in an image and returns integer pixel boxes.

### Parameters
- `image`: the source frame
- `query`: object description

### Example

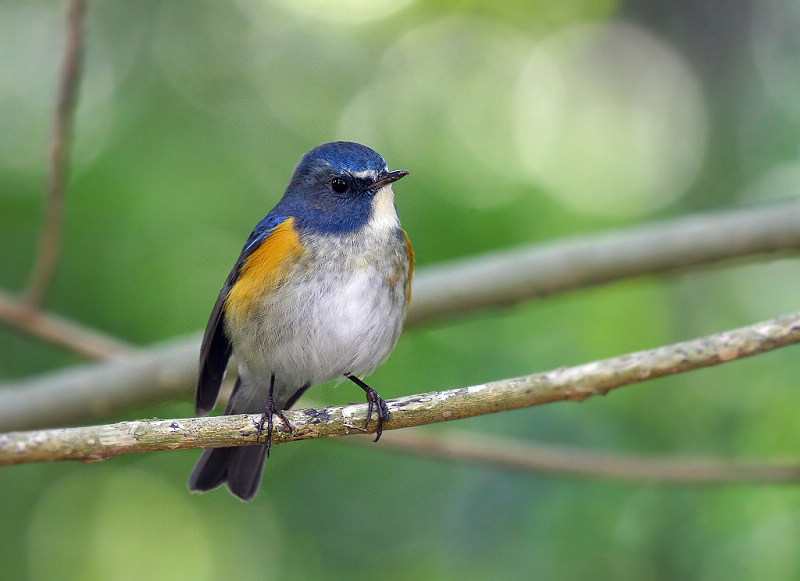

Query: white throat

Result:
[367,185,401,233]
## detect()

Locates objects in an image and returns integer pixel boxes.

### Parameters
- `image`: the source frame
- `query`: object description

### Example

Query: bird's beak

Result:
[372,169,409,190]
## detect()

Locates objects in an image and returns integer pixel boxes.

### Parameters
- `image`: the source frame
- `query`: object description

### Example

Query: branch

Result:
[408,199,800,327]
[375,431,800,484]
[24,0,86,309]
[4,200,800,430]
[1,1,130,361]
[2,311,799,467]
[0,290,132,360]
[0,336,198,432]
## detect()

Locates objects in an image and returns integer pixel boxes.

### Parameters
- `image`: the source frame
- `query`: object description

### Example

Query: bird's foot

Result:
[255,374,293,457]
[255,407,293,457]
[346,375,390,442]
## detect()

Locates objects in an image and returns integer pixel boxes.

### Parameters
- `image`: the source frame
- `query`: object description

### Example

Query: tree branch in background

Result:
[0,0,130,360]
[375,431,800,485]
[23,0,86,310]
[0,336,197,432]
[3,311,799,471]
[3,200,800,430]
[0,290,132,360]
[409,199,800,327]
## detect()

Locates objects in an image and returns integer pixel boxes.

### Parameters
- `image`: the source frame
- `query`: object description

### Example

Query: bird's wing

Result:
[195,213,301,415]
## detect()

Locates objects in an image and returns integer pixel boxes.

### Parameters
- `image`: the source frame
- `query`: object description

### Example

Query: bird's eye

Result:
[331,177,349,194]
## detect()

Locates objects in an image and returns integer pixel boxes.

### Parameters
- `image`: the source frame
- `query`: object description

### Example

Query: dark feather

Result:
[189,376,272,501]
[187,445,268,502]
[195,212,293,415]
[194,266,237,415]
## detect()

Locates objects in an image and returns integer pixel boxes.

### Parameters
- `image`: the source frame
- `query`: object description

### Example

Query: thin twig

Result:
[0,290,132,360]
[24,0,86,309]
[2,311,799,467]
[2,0,130,361]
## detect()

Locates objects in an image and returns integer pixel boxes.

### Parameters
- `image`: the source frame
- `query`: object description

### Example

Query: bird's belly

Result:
[230,266,407,388]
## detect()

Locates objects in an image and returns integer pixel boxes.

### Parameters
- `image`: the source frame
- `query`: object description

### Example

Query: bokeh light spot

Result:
[515,22,708,217]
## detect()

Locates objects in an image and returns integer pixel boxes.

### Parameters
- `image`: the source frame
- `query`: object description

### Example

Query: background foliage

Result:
[3,0,800,579]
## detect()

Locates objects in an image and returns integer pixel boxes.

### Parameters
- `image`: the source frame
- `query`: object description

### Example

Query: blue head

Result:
[277,142,408,234]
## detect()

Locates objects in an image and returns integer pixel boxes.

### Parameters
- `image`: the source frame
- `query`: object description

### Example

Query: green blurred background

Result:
[3,0,800,579]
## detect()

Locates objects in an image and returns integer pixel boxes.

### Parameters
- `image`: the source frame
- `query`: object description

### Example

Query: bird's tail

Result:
[188,444,268,502]
[188,375,271,502]
[187,373,309,501]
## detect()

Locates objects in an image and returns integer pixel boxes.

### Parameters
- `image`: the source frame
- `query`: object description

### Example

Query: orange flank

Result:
[225,217,305,325]
[403,229,415,303]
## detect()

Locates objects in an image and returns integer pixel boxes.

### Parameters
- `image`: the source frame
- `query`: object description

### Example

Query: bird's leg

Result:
[256,373,292,457]
[345,375,390,442]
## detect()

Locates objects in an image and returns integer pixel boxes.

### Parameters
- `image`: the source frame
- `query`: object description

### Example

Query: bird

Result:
[188,141,413,501]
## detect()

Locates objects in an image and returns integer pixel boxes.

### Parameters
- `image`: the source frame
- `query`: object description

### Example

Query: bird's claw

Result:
[255,405,292,457]
[363,386,390,442]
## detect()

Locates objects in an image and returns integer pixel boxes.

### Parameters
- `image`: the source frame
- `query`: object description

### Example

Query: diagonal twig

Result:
[0,290,132,360]
[24,0,86,309]
[1,0,131,361]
